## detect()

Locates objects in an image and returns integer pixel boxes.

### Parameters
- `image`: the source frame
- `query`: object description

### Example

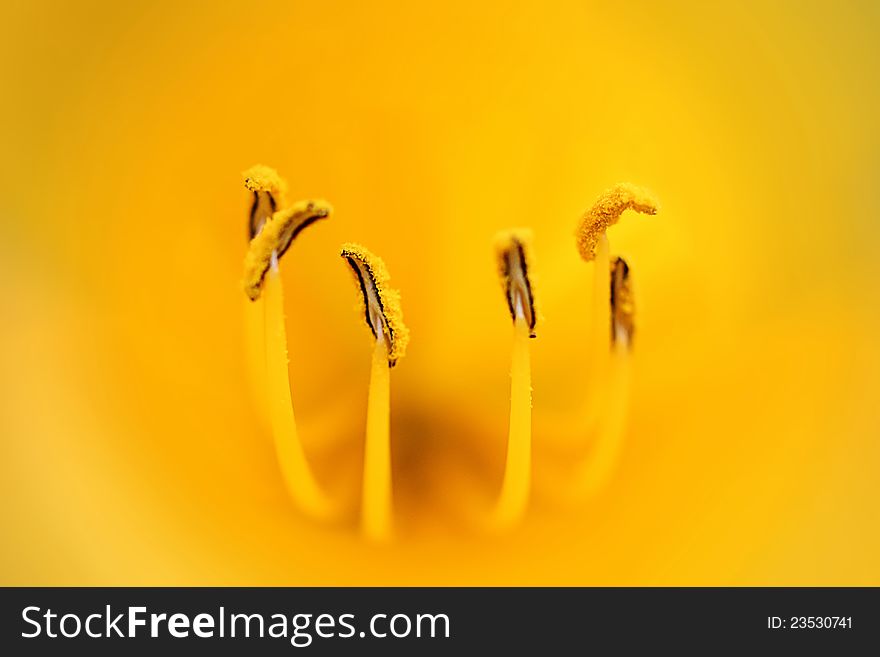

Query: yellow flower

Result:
[2,0,879,585]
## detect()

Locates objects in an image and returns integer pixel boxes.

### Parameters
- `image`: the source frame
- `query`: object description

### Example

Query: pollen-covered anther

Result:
[494,229,538,338]
[576,183,659,261]
[340,243,409,367]
[243,164,289,239]
[610,256,635,346]
[242,200,332,301]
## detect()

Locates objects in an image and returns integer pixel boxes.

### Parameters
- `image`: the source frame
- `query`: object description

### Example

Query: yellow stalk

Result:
[490,306,533,531]
[243,295,268,426]
[361,333,392,541]
[539,339,630,503]
[568,338,630,499]
[263,262,339,520]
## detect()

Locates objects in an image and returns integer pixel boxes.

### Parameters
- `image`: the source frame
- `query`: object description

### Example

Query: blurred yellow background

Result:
[1,0,878,585]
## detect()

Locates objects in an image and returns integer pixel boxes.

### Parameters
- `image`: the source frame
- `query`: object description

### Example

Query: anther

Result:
[610,256,635,347]
[340,243,409,367]
[242,200,332,301]
[494,229,538,338]
[243,164,288,239]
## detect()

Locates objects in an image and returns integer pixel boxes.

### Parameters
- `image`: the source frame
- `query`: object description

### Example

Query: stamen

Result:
[240,166,340,520]
[610,256,635,347]
[243,164,288,239]
[243,200,332,301]
[575,183,658,262]
[490,229,536,531]
[242,167,290,428]
[340,243,409,368]
[339,243,408,542]
[536,187,655,503]
[578,184,656,427]
[494,229,538,338]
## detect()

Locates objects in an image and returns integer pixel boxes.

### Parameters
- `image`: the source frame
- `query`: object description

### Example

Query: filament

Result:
[567,257,634,498]
[491,304,533,530]
[362,332,392,541]
[537,253,637,502]
[540,338,630,502]
[264,261,340,519]
[243,294,269,427]
[578,337,630,496]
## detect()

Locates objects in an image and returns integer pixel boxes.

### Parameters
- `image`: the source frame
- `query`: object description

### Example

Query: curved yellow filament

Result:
[243,295,269,427]
[264,263,341,520]
[568,340,630,499]
[489,311,533,531]
[538,339,630,503]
